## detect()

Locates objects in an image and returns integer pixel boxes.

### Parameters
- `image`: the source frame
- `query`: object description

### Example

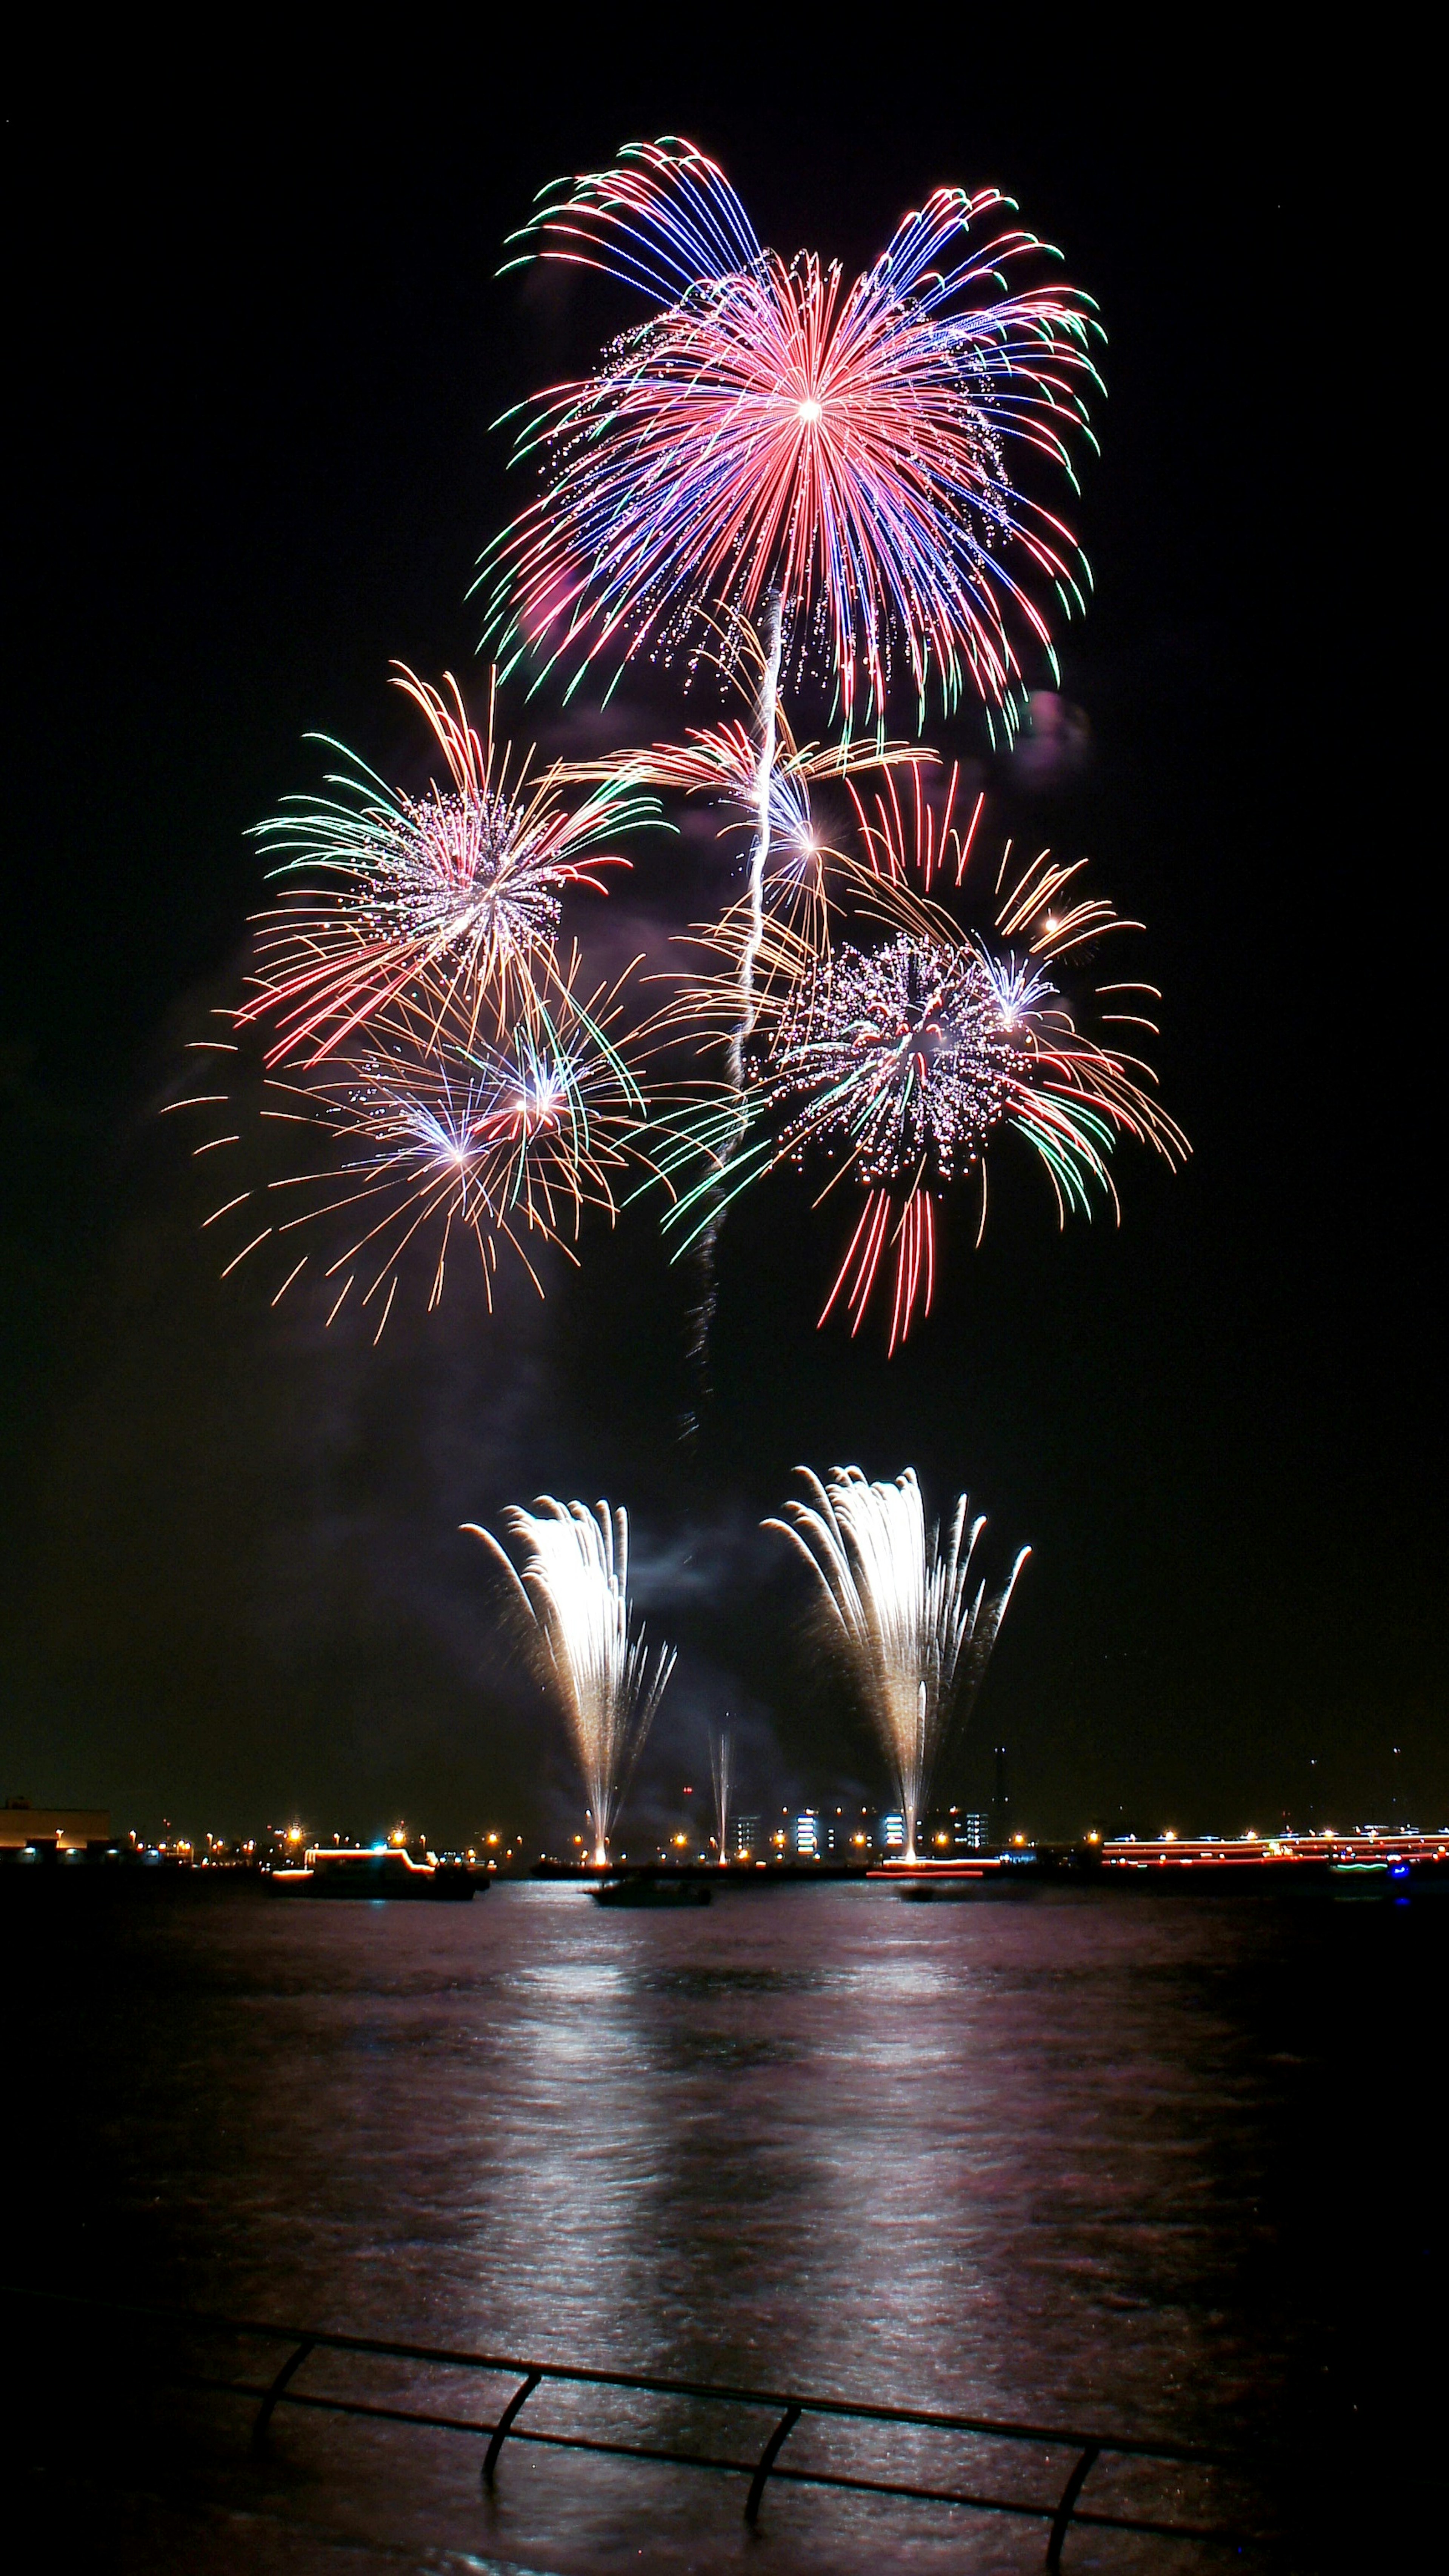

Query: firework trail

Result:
[709,1723,734,1866]
[172,953,657,1338]
[683,591,780,1399]
[590,608,928,957]
[767,1467,1028,1863]
[241,665,657,1066]
[481,137,1101,735]
[732,593,783,1079]
[578,614,927,1397]
[662,766,1187,1350]
[467,1499,676,1865]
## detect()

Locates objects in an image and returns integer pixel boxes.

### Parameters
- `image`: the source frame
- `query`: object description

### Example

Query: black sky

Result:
[3,36,1437,1843]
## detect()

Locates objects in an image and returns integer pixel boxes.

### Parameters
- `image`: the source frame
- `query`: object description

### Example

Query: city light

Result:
[49,1814,1449,1887]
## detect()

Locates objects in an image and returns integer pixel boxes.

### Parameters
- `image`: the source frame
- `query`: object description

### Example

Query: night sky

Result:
[4,44,1436,1847]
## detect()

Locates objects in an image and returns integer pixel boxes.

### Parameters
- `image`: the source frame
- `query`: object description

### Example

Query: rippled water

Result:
[11,1876,1435,2570]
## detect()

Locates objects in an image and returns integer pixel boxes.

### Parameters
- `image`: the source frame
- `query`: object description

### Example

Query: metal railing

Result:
[8,2289,1269,2570]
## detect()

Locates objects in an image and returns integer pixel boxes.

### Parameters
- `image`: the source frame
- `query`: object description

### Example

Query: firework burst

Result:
[173,954,656,1338]
[241,665,658,1066]
[767,1466,1028,1863]
[468,1498,676,1864]
[481,138,1101,731]
[663,768,1187,1351]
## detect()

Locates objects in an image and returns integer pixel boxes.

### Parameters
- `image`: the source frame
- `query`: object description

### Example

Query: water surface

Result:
[12,1875,1434,2570]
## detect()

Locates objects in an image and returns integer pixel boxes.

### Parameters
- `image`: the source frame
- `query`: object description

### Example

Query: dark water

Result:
[8,1877,1439,2571]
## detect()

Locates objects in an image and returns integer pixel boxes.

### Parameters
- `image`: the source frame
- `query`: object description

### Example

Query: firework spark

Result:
[468,1499,676,1865]
[241,665,658,1066]
[481,137,1101,731]
[175,954,656,1336]
[767,1467,1028,1863]
[662,768,1186,1350]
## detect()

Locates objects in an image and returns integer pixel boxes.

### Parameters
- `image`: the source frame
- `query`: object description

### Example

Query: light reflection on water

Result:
[28,1875,1338,2568]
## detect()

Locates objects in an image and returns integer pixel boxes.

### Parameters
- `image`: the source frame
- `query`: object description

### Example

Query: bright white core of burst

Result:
[797,399,823,426]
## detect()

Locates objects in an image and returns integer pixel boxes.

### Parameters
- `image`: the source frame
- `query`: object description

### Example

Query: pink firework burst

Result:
[662,768,1187,1354]
[481,138,1101,729]
[240,666,657,1067]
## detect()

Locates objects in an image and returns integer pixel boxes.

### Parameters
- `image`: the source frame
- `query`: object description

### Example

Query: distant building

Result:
[989,1748,1010,1848]
[1,1797,111,1853]
[794,1811,820,1859]
[952,1810,989,1851]
[880,1811,906,1853]
[734,1815,760,1858]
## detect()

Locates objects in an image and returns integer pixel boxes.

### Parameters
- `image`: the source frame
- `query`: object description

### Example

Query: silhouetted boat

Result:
[592,1876,712,1908]
[269,1848,478,1900]
[897,1868,1027,1902]
[900,1881,1027,1902]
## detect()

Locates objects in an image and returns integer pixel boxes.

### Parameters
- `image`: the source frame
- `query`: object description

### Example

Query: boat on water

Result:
[899,1879,1027,1902]
[592,1876,712,1909]
[269,1847,478,1901]
[875,1860,1020,1902]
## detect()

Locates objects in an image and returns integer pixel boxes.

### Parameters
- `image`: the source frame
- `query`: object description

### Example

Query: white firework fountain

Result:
[767,1467,1028,1863]
[468,1498,675,1865]
[709,1723,735,1867]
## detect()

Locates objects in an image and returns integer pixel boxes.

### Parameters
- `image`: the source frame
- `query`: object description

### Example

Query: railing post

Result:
[252,2337,316,2451]
[743,2402,802,2526]
[482,2368,542,2488]
[1044,2439,1101,2572]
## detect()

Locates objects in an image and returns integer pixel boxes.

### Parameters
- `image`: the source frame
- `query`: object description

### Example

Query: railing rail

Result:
[6,2287,1270,2568]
